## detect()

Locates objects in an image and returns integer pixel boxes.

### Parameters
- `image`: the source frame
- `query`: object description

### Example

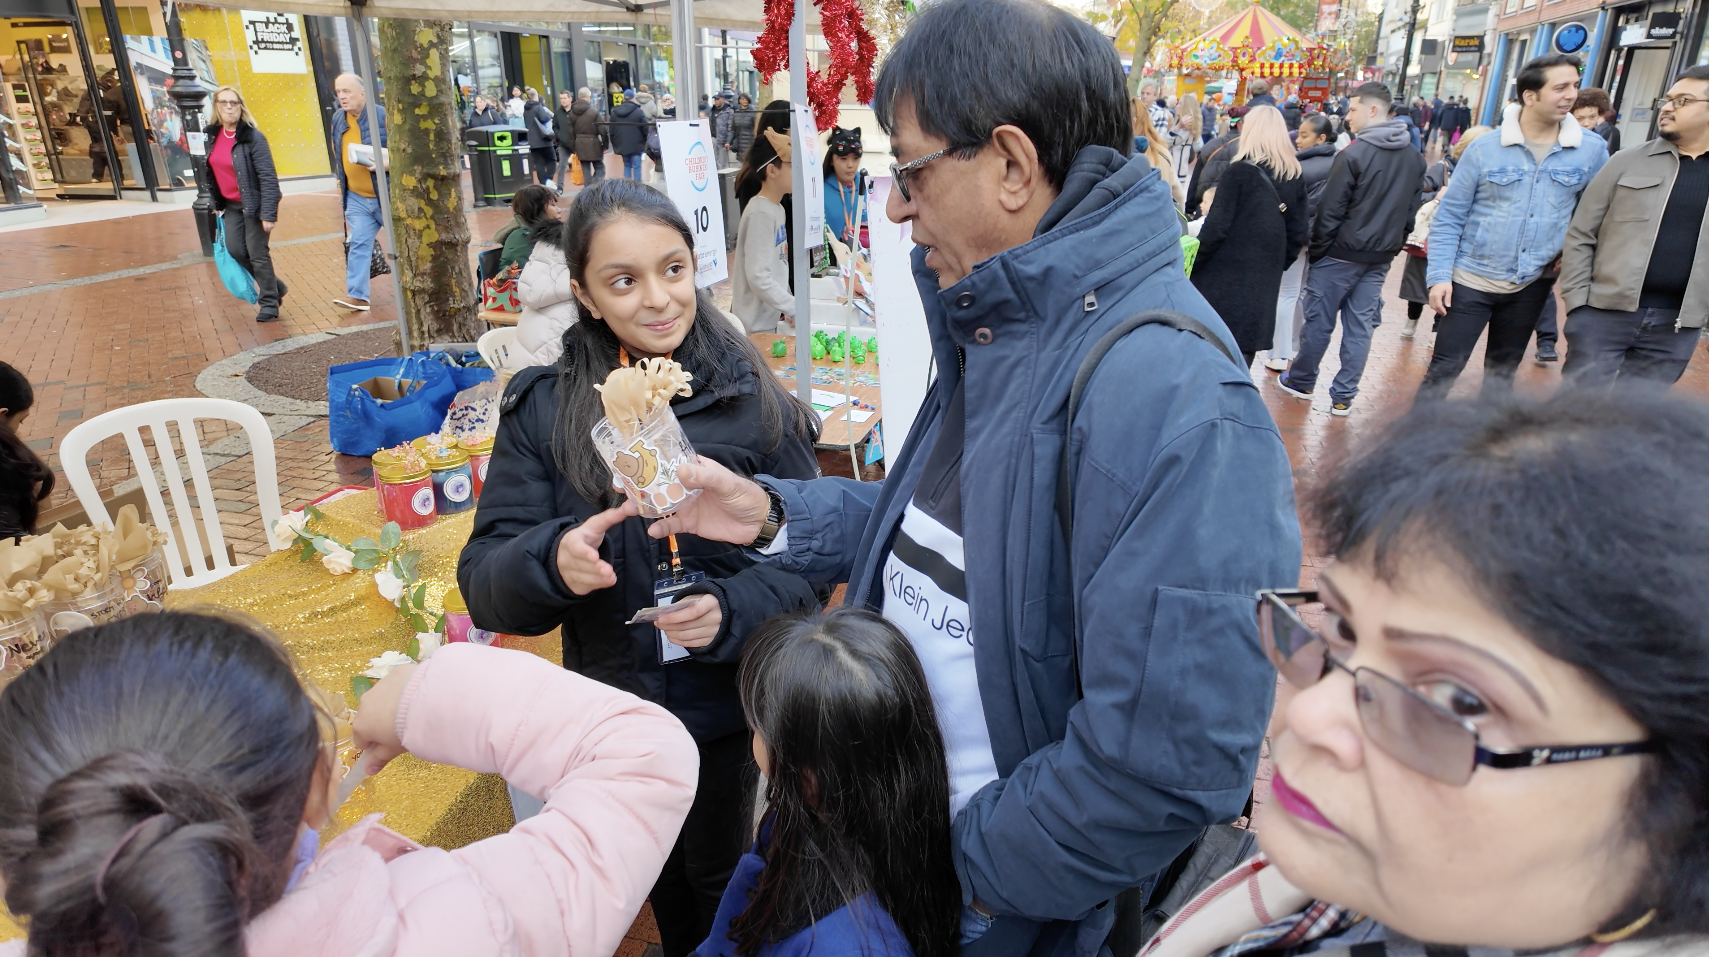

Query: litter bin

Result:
[465,125,532,207]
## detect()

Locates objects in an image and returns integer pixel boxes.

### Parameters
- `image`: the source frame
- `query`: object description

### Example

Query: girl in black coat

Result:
[457,180,823,957]
[1190,105,1307,366]
[205,86,286,322]
[0,362,52,542]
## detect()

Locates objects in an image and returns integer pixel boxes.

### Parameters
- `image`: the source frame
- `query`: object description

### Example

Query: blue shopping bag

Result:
[412,349,496,390]
[327,355,460,455]
[212,216,259,304]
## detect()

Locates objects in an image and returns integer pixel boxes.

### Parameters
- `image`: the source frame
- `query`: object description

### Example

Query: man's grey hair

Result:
[334,73,366,93]
[577,87,592,99]
[1248,78,1269,95]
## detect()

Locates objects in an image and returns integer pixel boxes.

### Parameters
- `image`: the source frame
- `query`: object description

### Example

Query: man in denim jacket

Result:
[1419,53,1608,398]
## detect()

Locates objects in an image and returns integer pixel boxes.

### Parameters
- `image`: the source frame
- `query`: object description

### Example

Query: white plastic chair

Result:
[477,326,519,371]
[59,398,284,590]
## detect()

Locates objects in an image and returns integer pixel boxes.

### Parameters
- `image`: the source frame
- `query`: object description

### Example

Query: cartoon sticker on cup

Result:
[591,357,700,518]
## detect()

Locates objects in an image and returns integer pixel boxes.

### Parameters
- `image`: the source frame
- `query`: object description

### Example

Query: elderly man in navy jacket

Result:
[642,1,1298,954]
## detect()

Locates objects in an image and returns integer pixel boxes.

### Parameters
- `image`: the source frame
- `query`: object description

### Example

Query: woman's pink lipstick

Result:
[1271,772,1342,834]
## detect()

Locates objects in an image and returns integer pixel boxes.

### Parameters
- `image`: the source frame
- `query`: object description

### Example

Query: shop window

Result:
[174,7,329,179]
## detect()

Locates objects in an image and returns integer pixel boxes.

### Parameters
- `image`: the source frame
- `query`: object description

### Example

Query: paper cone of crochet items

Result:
[591,357,701,518]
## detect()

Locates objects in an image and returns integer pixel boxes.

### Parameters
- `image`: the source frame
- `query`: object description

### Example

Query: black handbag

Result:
[343,238,391,279]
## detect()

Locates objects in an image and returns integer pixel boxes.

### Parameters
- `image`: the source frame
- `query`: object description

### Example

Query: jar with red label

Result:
[441,586,500,646]
[461,435,494,498]
[376,462,437,530]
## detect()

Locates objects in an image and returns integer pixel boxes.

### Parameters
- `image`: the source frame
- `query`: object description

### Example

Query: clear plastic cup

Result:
[591,404,701,519]
[40,573,126,640]
[0,612,51,687]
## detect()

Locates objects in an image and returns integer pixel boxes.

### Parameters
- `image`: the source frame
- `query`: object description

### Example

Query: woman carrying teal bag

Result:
[213,217,259,305]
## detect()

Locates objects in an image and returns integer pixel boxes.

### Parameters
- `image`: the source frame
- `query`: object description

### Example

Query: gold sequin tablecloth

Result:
[0,492,563,945]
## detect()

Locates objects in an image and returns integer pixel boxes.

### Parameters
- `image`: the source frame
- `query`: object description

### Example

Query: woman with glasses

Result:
[203,86,286,322]
[1144,391,1709,957]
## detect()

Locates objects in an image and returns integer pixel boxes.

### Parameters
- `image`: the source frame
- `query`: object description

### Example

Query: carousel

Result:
[1166,2,1339,102]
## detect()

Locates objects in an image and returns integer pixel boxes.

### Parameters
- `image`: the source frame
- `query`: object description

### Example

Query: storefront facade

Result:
[449,20,668,120]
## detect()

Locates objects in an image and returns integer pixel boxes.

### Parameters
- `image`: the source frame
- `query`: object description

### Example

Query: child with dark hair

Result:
[0,361,53,541]
[459,177,825,957]
[0,611,697,957]
[698,608,961,957]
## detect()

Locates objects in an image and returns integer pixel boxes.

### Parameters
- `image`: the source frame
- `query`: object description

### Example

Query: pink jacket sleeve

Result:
[396,643,699,957]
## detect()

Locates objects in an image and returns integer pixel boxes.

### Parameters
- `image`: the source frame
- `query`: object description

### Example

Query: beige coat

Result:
[1561,137,1709,328]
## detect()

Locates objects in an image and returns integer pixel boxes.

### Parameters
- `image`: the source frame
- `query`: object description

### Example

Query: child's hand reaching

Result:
[353,663,417,774]
[656,594,722,648]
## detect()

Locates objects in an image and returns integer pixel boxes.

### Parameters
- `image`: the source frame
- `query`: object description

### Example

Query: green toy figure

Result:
[866,336,878,353]
[771,339,787,358]
[850,336,867,364]
[810,338,827,360]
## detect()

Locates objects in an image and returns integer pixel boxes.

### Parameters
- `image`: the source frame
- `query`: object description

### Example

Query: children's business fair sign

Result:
[658,121,729,288]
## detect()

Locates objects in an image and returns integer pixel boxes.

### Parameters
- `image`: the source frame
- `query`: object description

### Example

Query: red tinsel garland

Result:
[752,0,876,130]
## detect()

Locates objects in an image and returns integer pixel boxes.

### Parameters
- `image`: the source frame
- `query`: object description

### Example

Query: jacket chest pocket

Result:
[1483,167,1526,192]
[1545,167,1588,208]
[1611,175,1665,222]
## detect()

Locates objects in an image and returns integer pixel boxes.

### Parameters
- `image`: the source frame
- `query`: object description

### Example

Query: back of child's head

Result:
[0,611,323,957]
[734,608,960,957]
[0,360,53,537]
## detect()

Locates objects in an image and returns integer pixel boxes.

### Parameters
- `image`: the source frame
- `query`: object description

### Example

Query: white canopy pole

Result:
[348,9,412,353]
[670,0,699,118]
[789,0,810,405]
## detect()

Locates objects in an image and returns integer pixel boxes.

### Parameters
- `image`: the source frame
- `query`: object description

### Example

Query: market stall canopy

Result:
[1167,2,1331,78]
[183,0,777,32]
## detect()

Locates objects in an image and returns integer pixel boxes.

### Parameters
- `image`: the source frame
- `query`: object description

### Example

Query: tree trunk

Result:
[378,19,482,345]
[1125,0,1181,97]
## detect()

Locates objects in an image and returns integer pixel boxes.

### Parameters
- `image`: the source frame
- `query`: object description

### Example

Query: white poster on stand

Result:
[658,120,729,288]
[867,174,932,457]
[792,104,825,247]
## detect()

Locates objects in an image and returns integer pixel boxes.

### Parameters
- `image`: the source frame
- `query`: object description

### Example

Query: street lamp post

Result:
[160,0,214,257]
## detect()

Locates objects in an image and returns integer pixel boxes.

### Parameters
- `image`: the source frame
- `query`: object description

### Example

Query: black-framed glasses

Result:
[889,146,957,203]
[1656,94,1709,111]
[1257,589,1658,786]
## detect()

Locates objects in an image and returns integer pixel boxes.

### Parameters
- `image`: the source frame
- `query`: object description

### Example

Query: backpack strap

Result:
[1055,310,1240,539]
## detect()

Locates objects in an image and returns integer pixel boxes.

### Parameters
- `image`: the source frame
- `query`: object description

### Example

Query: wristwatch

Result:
[748,486,786,550]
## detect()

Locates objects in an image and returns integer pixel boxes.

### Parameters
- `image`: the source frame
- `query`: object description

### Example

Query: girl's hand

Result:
[555,506,634,595]
[656,594,722,648]
[352,663,416,774]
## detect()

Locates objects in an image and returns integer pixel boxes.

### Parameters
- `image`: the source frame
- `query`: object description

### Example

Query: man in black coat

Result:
[1278,81,1426,415]
[608,93,651,179]
[551,90,577,190]
[522,87,557,187]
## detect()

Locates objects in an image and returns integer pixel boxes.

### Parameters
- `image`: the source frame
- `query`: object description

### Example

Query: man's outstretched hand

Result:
[647,458,772,545]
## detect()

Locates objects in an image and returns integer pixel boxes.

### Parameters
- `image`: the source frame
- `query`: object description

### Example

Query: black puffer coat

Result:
[1191,160,1308,355]
[202,121,280,222]
[607,100,649,156]
[457,355,826,742]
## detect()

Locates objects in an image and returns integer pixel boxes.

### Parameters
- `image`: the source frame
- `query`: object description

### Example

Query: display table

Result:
[751,332,883,451]
[0,491,558,944]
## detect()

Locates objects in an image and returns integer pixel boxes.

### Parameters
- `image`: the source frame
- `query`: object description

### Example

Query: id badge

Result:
[652,570,707,665]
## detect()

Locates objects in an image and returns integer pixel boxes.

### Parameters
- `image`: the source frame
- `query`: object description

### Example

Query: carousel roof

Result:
[1197,3,1310,49]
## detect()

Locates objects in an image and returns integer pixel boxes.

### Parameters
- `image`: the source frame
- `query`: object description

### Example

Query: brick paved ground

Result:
[7,178,1709,946]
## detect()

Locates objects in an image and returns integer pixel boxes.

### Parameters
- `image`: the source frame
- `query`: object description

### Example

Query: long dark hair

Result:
[510,183,556,229]
[553,178,816,506]
[736,101,792,209]
[0,361,52,538]
[732,609,960,957]
[1308,391,1709,939]
[0,612,324,957]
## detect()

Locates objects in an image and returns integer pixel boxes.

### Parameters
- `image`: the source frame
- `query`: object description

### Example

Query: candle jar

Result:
[371,448,403,510]
[421,446,476,516]
[461,435,495,499]
[376,462,437,531]
[591,404,700,519]
[441,586,500,647]
[0,612,49,688]
[118,547,168,608]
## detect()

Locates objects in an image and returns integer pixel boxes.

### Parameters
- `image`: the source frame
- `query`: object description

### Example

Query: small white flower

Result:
[374,567,405,605]
[319,542,356,576]
[267,510,308,550]
[415,631,443,660]
[363,650,417,680]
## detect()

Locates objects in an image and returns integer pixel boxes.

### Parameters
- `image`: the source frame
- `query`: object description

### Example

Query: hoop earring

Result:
[1590,909,1657,944]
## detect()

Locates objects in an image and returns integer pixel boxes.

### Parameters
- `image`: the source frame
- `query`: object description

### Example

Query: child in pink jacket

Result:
[0,611,698,957]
